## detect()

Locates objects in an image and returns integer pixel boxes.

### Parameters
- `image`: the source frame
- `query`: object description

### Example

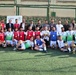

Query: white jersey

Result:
[57,40,64,48]
[66,30,74,36]
[56,24,63,35]
[5,31,13,40]
[25,40,34,47]
[41,30,50,41]
[66,30,74,41]
[60,31,67,41]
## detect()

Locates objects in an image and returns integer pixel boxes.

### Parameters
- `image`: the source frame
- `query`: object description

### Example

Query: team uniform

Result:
[18,40,34,50]
[19,31,25,41]
[60,31,67,42]
[35,31,40,38]
[25,30,35,40]
[0,32,5,42]
[13,31,19,47]
[66,30,74,46]
[57,39,68,52]
[41,30,50,46]
[34,38,47,52]
[57,40,65,49]
[50,31,57,47]
[5,31,13,45]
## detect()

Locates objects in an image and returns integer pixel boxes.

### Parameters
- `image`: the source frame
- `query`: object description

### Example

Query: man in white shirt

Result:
[41,26,50,47]
[56,20,63,35]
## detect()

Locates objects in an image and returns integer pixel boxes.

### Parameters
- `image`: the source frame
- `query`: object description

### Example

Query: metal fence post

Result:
[47,0,50,23]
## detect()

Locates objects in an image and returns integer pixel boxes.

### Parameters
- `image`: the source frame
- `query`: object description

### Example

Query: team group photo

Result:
[0,0,76,75]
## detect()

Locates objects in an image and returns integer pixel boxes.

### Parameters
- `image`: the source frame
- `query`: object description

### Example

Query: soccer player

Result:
[35,26,41,39]
[13,28,19,50]
[57,35,68,52]
[5,28,13,46]
[16,37,34,50]
[0,29,6,47]
[41,26,50,47]
[25,26,35,40]
[66,26,74,53]
[50,27,57,49]
[14,19,20,29]
[19,27,25,41]
[34,35,47,53]
[60,27,67,42]
[72,30,76,54]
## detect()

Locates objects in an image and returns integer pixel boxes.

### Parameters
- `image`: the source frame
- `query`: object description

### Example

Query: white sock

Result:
[39,49,43,51]
[68,48,71,52]
[44,46,47,51]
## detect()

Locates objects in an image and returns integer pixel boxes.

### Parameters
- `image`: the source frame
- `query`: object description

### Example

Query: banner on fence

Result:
[7,16,22,24]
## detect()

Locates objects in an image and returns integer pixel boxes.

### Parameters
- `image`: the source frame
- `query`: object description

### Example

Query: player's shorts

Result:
[6,40,13,45]
[67,41,72,46]
[50,41,56,47]
[13,39,18,45]
[39,45,43,49]
[19,43,25,50]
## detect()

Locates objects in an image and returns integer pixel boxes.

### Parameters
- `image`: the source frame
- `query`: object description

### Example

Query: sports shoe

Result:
[13,48,17,51]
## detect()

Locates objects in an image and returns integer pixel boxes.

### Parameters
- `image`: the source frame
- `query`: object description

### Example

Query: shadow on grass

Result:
[35,49,76,58]
[0,47,76,58]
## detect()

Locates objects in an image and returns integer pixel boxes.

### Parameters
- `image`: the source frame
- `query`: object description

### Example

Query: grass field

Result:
[0,47,76,75]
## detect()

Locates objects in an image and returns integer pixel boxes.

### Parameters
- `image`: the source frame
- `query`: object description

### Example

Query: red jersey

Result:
[0,33,5,42]
[13,31,19,40]
[14,23,20,29]
[0,23,5,30]
[26,30,35,40]
[35,31,40,38]
[19,31,25,41]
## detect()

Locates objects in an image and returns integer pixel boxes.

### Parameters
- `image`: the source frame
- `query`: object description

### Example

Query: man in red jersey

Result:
[13,28,19,50]
[19,27,25,41]
[0,29,6,47]
[13,28,19,41]
[35,26,40,39]
[14,19,20,29]
[0,20,5,30]
[25,26,35,40]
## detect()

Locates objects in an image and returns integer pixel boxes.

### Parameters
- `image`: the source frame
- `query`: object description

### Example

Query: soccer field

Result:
[0,48,76,75]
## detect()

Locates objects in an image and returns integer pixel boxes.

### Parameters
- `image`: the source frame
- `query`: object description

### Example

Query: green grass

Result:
[0,47,76,75]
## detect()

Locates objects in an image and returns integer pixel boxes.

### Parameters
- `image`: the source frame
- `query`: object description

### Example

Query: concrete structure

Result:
[0,0,76,17]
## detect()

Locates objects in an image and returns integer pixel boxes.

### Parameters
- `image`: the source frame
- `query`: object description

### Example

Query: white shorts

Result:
[20,43,26,49]
[67,41,72,46]
[6,40,13,45]
[39,45,43,49]
[50,41,56,47]
[13,39,18,45]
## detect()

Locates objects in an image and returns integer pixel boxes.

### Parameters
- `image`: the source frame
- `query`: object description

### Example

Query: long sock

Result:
[44,46,47,51]
[68,48,71,52]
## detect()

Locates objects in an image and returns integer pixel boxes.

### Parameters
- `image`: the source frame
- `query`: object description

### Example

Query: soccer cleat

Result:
[13,48,17,51]
[43,50,47,53]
